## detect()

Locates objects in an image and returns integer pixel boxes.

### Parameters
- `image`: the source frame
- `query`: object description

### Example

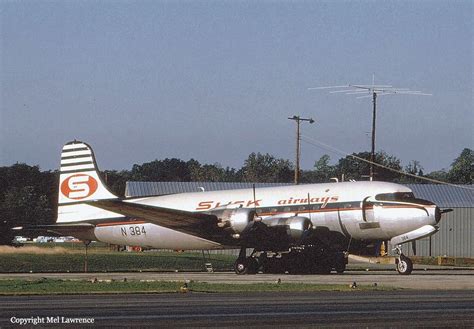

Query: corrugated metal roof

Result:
[407,184,474,208]
[125,181,292,197]
[125,181,474,208]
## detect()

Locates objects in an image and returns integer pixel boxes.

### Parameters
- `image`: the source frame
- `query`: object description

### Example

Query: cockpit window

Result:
[375,192,434,205]
[375,192,415,202]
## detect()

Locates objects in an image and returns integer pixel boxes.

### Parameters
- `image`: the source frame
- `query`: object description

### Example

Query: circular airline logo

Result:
[61,174,98,200]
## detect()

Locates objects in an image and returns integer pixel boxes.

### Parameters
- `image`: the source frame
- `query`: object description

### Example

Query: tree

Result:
[425,170,449,182]
[398,160,425,183]
[131,158,192,182]
[102,170,131,197]
[336,151,402,182]
[301,154,337,183]
[0,186,52,226]
[0,164,56,244]
[195,164,239,182]
[314,154,337,182]
[448,148,473,184]
[240,152,293,183]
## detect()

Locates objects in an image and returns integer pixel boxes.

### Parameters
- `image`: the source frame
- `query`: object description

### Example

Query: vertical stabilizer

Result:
[57,141,123,223]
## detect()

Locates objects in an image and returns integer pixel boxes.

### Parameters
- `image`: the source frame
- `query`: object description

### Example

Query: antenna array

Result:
[309,76,431,180]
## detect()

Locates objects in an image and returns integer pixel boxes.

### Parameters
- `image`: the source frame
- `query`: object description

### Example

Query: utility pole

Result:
[370,91,377,181]
[84,240,91,273]
[288,115,315,184]
[309,76,431,181]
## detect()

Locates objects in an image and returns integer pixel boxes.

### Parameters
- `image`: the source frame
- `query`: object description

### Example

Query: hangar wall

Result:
[401,208,473,258]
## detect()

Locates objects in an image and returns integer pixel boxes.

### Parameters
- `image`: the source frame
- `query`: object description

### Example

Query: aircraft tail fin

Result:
[57,141,124,223]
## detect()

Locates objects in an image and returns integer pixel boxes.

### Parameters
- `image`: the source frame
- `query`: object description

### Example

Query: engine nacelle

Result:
[264,216,313,241]
[214,208,256,234]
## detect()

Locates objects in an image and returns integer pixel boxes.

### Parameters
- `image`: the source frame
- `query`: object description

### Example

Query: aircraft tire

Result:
[312,264,332,274]
[234,258,250,275]
[263,259,285,274]
[334,252,346,274]
[396,255,413,275]
[288,254,313,274]
[234,257,258,275]
[335,263,346,274]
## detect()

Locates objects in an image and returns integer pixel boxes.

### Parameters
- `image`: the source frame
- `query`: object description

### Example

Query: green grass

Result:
[0,279,390,295]
[0,251,235,273]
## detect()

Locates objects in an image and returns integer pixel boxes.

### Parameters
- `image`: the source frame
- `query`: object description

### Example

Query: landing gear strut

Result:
[234,247,259,275]
[394,245,413,275]
[234,246,348,275]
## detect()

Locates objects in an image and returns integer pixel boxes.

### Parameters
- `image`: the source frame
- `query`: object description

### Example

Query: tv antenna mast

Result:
[309,75,431,181]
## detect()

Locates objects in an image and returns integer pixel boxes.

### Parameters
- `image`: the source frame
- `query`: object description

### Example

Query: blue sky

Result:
[1,0,472,173]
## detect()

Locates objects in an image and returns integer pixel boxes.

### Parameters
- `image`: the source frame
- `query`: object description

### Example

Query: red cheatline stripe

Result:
[257,204,435,217]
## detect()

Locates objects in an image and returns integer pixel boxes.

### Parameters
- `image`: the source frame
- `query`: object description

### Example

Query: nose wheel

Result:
[394,245,413,275]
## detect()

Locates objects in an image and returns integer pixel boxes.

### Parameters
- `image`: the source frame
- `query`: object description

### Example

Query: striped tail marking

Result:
[57,141,122,223]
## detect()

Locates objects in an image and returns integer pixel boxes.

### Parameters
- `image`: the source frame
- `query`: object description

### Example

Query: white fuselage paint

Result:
[89,181,438,250]
[94,223,222,250]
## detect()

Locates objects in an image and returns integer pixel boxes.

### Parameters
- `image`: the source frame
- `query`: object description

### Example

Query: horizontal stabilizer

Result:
[14,223,96,240]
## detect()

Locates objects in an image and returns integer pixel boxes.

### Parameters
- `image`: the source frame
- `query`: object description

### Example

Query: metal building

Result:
[125,181,292,197]
[125,181,474,258]
[401,184,473,258]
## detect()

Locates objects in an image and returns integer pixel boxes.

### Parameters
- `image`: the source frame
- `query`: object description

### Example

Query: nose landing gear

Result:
[394,245,413,275]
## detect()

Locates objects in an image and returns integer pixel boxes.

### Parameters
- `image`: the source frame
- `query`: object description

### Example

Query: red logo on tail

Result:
[61,174,98,200]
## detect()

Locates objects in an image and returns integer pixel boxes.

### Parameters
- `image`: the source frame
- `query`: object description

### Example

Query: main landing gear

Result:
[394,245,413,275]
[234,248,259,275]
[233,246,348,275]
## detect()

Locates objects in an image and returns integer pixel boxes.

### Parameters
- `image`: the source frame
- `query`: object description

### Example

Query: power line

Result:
[300,134,474,191]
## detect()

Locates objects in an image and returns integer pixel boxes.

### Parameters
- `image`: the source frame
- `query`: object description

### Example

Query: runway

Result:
[1,269,473,290]
[1,290,473,328]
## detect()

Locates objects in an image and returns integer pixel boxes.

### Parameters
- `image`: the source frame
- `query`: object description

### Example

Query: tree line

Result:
[0,148,472,244]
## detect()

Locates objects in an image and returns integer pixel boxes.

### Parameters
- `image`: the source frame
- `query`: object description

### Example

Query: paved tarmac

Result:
[1,290,473,328]
[1,268,473,290]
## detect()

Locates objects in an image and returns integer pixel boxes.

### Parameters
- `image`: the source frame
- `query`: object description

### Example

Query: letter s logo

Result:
[61,174,98,200]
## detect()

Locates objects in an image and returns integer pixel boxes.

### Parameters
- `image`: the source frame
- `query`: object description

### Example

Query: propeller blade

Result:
[441,209,453,214]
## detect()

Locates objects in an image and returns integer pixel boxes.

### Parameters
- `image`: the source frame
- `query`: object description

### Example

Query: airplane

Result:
[34,140,450,275]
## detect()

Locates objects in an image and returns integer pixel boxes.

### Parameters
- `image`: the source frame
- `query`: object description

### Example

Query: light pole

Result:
[288,115,315,185]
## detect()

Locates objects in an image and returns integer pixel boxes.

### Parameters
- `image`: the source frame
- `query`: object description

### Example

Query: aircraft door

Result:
[362,196,376,222]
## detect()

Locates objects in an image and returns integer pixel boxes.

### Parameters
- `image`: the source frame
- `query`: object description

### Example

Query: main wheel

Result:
[334,252,347,274]
[312,263,332,274]
[234,257,258,275]
[334,262,346,274]
[396,255,413,275]
[263,258,286,274]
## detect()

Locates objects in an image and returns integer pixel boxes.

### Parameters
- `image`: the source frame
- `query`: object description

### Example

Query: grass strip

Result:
[0,251,235,273]
[0,279,393,295]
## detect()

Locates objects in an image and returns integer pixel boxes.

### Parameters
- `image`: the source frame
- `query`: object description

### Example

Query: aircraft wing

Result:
[89,199,229,243]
